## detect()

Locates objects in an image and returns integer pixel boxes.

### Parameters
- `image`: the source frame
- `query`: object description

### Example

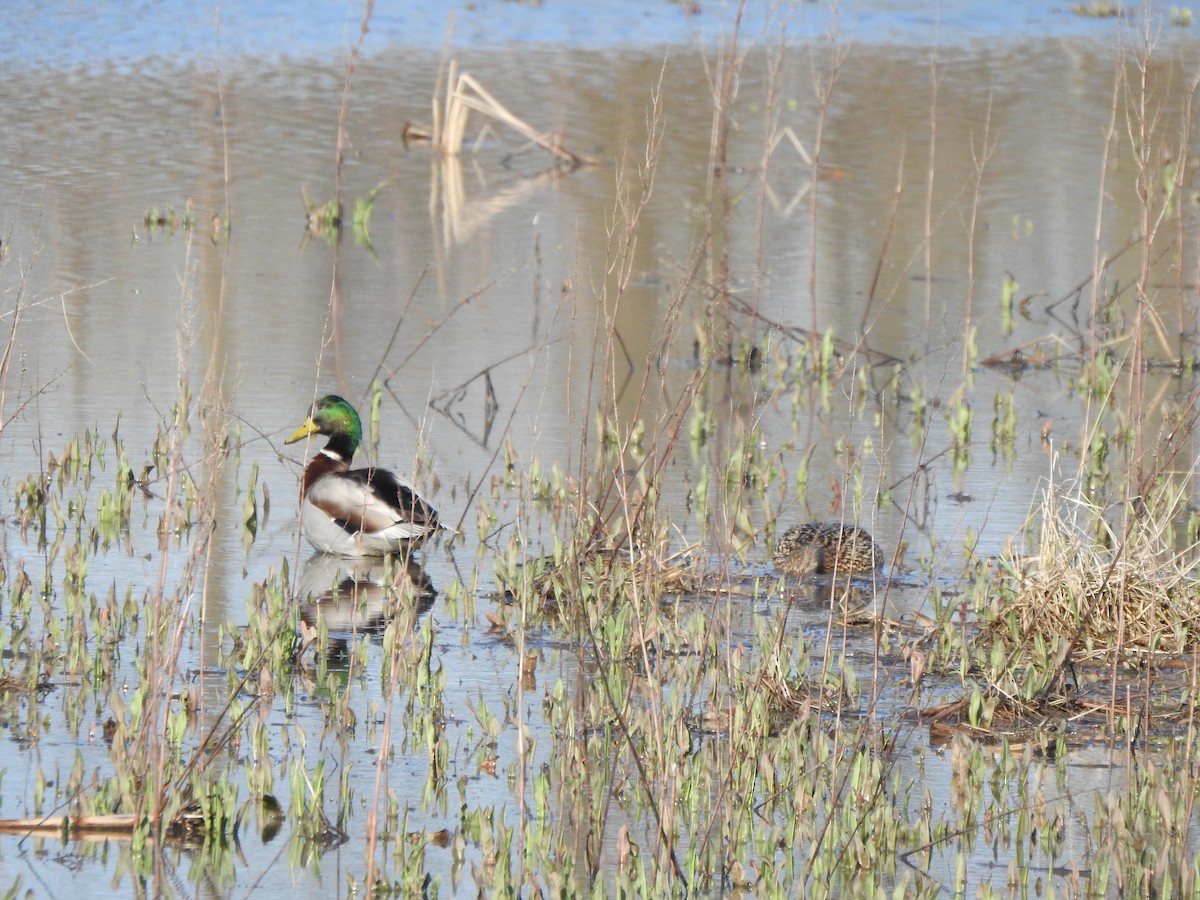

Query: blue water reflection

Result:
[7,0,1199,69]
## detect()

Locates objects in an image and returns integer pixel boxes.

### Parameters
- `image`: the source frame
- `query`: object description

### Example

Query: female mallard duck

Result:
[285,395,440,557]
[773,522,880,576]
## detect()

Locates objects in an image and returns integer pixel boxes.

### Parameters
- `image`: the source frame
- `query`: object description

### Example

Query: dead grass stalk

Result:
[998,472,1200,656]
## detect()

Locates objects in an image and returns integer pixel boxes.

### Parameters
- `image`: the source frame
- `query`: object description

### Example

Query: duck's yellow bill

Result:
[285,419,319,444]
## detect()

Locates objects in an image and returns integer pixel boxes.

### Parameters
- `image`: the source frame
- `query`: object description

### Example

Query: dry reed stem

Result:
[998,479,1200,655]
[439,72,601,168]
[0,814,140,837]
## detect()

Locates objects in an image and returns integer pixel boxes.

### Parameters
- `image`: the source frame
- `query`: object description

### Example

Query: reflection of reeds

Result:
[417,62,604,251]
[431,155,561,249]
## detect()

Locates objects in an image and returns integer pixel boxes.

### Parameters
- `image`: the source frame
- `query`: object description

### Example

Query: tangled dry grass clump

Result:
[993,478,1200,657]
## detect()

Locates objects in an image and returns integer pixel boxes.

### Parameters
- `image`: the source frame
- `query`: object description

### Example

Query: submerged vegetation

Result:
[5,2,1200,898]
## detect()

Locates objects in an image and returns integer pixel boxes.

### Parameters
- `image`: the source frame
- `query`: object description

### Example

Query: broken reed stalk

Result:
[0,814,140,838]
[437,71,602,168]
[438,59,469,156]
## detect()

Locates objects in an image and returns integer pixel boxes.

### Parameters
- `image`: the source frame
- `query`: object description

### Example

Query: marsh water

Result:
[4,1,1200,896]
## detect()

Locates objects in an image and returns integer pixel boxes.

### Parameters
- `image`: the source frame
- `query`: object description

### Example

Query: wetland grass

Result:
[368,13,1200,895]
[451,30,925,898]
[10,7,1200,899]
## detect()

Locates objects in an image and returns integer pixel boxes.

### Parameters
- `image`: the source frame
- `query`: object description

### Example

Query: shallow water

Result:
[3,1,1200,896]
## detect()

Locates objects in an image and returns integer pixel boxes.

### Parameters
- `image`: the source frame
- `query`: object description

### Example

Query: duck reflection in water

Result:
[296,553,436,668]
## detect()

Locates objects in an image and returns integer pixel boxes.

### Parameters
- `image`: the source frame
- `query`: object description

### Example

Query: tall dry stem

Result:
[802,5,847,335]
[960,93,995,386]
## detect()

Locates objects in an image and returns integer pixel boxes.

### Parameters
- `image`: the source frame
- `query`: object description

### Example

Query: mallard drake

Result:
[773,522,880,576]
[285,395,440,557]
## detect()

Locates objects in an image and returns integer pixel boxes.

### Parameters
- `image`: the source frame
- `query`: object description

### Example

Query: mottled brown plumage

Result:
[773,523,880,576]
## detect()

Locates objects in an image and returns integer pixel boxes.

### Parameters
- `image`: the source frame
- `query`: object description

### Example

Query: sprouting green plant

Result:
[816,329,836,378]
[243,462,259,537]
[690,463,710,519]
[1162,157,1179,213]
[302,187,342,244]
[991,391,1017,458]
[1000,272,1018,335]
[142,204,196,236]
[596,409,621,451]
[793,447,812,502]
[1084,430,1111,495]
[949,396,973,477]
[352,182,385,251]
[212,210,231,242]
[369,379,383,459]
[688,397,713,451]
[1073,1,1121,16]
[909,380,926,433]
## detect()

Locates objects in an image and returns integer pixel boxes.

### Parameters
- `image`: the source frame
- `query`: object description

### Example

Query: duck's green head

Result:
[286,394,362,457]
